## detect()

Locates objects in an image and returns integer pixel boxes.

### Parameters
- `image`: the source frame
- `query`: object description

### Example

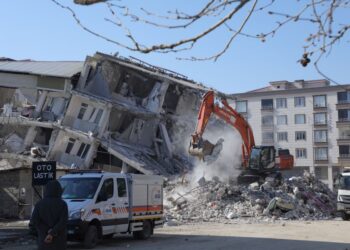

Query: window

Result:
[277,115,287,125]
[262,115,273,126]
[313,95,326,108]
[89,107,96,120]
[294,97,305,107]
[94,109,103,124]
[98,178,114,200]
[339,145,350,157]
[262,132,274,142]
[236,101,247,113]
[117,178,127,197]
[77,103,88,119]
[314,147,328,161]
[314,113,327,125]
[337,91,350,104]
[295,148,307,159]
[276,98,287,109]
[295,114,306,124]
[295,131,306,141]
[77,143,91,159]
[277,132,288,141]
[314,130,327,143]
[261,99,273,110]
[65,138,76,154]
[338,109,350,121]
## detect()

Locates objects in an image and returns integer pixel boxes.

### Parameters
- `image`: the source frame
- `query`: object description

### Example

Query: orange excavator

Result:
[189,91,294,183]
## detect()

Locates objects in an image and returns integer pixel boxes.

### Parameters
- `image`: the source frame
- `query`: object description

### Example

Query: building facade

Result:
[230,79,350,189]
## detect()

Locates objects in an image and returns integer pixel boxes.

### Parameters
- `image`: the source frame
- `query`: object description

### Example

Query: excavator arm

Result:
[189,91,255,167]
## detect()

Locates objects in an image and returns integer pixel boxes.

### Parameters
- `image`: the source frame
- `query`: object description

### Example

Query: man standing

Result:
[30,180,68,250]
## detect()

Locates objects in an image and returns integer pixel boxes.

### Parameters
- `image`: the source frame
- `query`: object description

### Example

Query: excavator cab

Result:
[248,146,276,171]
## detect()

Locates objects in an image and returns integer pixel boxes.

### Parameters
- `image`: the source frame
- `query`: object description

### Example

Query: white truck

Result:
[336,171,350,220]
[58,171,164,248]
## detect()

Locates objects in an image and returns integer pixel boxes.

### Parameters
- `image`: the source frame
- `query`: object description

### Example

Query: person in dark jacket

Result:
[30,180,68,250]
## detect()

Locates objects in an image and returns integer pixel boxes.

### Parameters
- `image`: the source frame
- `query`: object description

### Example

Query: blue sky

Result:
[0,0,348,93]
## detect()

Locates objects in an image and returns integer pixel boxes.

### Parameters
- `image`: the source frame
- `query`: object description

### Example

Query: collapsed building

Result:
[0,52,214,218]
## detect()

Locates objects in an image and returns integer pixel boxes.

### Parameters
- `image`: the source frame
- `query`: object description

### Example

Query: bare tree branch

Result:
[51,0,349,77]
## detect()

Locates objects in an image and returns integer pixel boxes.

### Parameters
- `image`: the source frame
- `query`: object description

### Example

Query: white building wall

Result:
[230,85,343,189]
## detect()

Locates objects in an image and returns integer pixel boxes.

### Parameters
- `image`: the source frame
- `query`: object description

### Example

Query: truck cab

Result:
[336,172,350,220]
[58,171,164,248]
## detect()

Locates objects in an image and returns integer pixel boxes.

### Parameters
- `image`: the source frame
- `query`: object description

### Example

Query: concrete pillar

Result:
[328,165,333,190]
[83,143,97,169]
[98,107,110,137]
[23,91,48,149]
[310,165,315,174]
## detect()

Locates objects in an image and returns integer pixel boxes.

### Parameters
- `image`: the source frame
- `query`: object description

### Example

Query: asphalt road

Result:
[2,220,350,250]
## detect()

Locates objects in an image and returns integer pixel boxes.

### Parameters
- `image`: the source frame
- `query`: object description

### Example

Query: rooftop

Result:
[0,61,83,78]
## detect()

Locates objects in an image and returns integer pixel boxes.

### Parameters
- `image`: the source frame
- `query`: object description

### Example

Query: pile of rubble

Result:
[164,171,336,225]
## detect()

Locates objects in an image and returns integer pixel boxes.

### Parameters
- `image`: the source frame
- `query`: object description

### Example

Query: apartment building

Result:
[230,79,350,189]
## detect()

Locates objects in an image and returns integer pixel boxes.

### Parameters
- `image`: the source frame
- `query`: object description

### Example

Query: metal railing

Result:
[337,100,350,104]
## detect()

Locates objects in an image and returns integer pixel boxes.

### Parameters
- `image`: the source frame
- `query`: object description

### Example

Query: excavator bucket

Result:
[188,139,215,159]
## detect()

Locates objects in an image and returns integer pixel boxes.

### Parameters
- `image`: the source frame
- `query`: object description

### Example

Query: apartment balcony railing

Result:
[72,119,98,134]
[313,104,327,111]
[338,100,350,104]
[313,121,327,127]
[261,123,274,128]
[261,105,274,111]
[60,153,84,168]
[336,100,350,109]
[262,139,274,145]
[337,118,350,128]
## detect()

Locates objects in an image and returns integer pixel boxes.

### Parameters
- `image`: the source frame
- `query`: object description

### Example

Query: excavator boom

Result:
[189,91,294,175]
[189,91,255,167]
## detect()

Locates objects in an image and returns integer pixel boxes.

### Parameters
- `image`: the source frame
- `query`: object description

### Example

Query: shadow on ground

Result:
[68,234,350,250]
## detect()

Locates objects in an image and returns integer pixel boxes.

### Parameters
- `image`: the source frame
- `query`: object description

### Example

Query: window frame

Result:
[236,100,248,113]
[276,98,287,109]
[295,148,307,159]
[314,147,328,161]
[294,96,306,107]
[295,114,306,124]
[277,132,288,142]
[313,95,327,108]
[295,131,306,141]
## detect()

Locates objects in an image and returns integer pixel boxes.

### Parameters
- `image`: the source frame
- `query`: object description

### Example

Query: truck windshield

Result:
[59,178,100,199]
[339,176,350,190]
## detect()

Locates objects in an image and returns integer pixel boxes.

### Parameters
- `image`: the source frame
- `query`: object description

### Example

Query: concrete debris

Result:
[164,172,336,224]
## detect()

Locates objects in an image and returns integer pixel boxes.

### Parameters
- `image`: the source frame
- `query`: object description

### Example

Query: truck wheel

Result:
[341,212,350,221]
[133,220,152,240]
[84,225,98,249]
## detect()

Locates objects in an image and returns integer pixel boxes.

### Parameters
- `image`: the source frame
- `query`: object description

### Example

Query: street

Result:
[2,220,350,250]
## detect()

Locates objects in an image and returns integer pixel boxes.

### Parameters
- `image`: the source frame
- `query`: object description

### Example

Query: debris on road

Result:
[164,171,336,224]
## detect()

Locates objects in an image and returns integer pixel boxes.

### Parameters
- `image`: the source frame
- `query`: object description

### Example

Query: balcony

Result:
[337,117,350,128]
[261,105,274,112]
[72,119,98,134]
[262,139,274,145]
[261,123,274,129]
[313,105,327,111]
[338,154,350,166]
[314,159,329,164]
[337,136,350,145]
[313,122,327,128]
[336,100,350,109]
[60,153,85,168]
[314,140,328,146]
